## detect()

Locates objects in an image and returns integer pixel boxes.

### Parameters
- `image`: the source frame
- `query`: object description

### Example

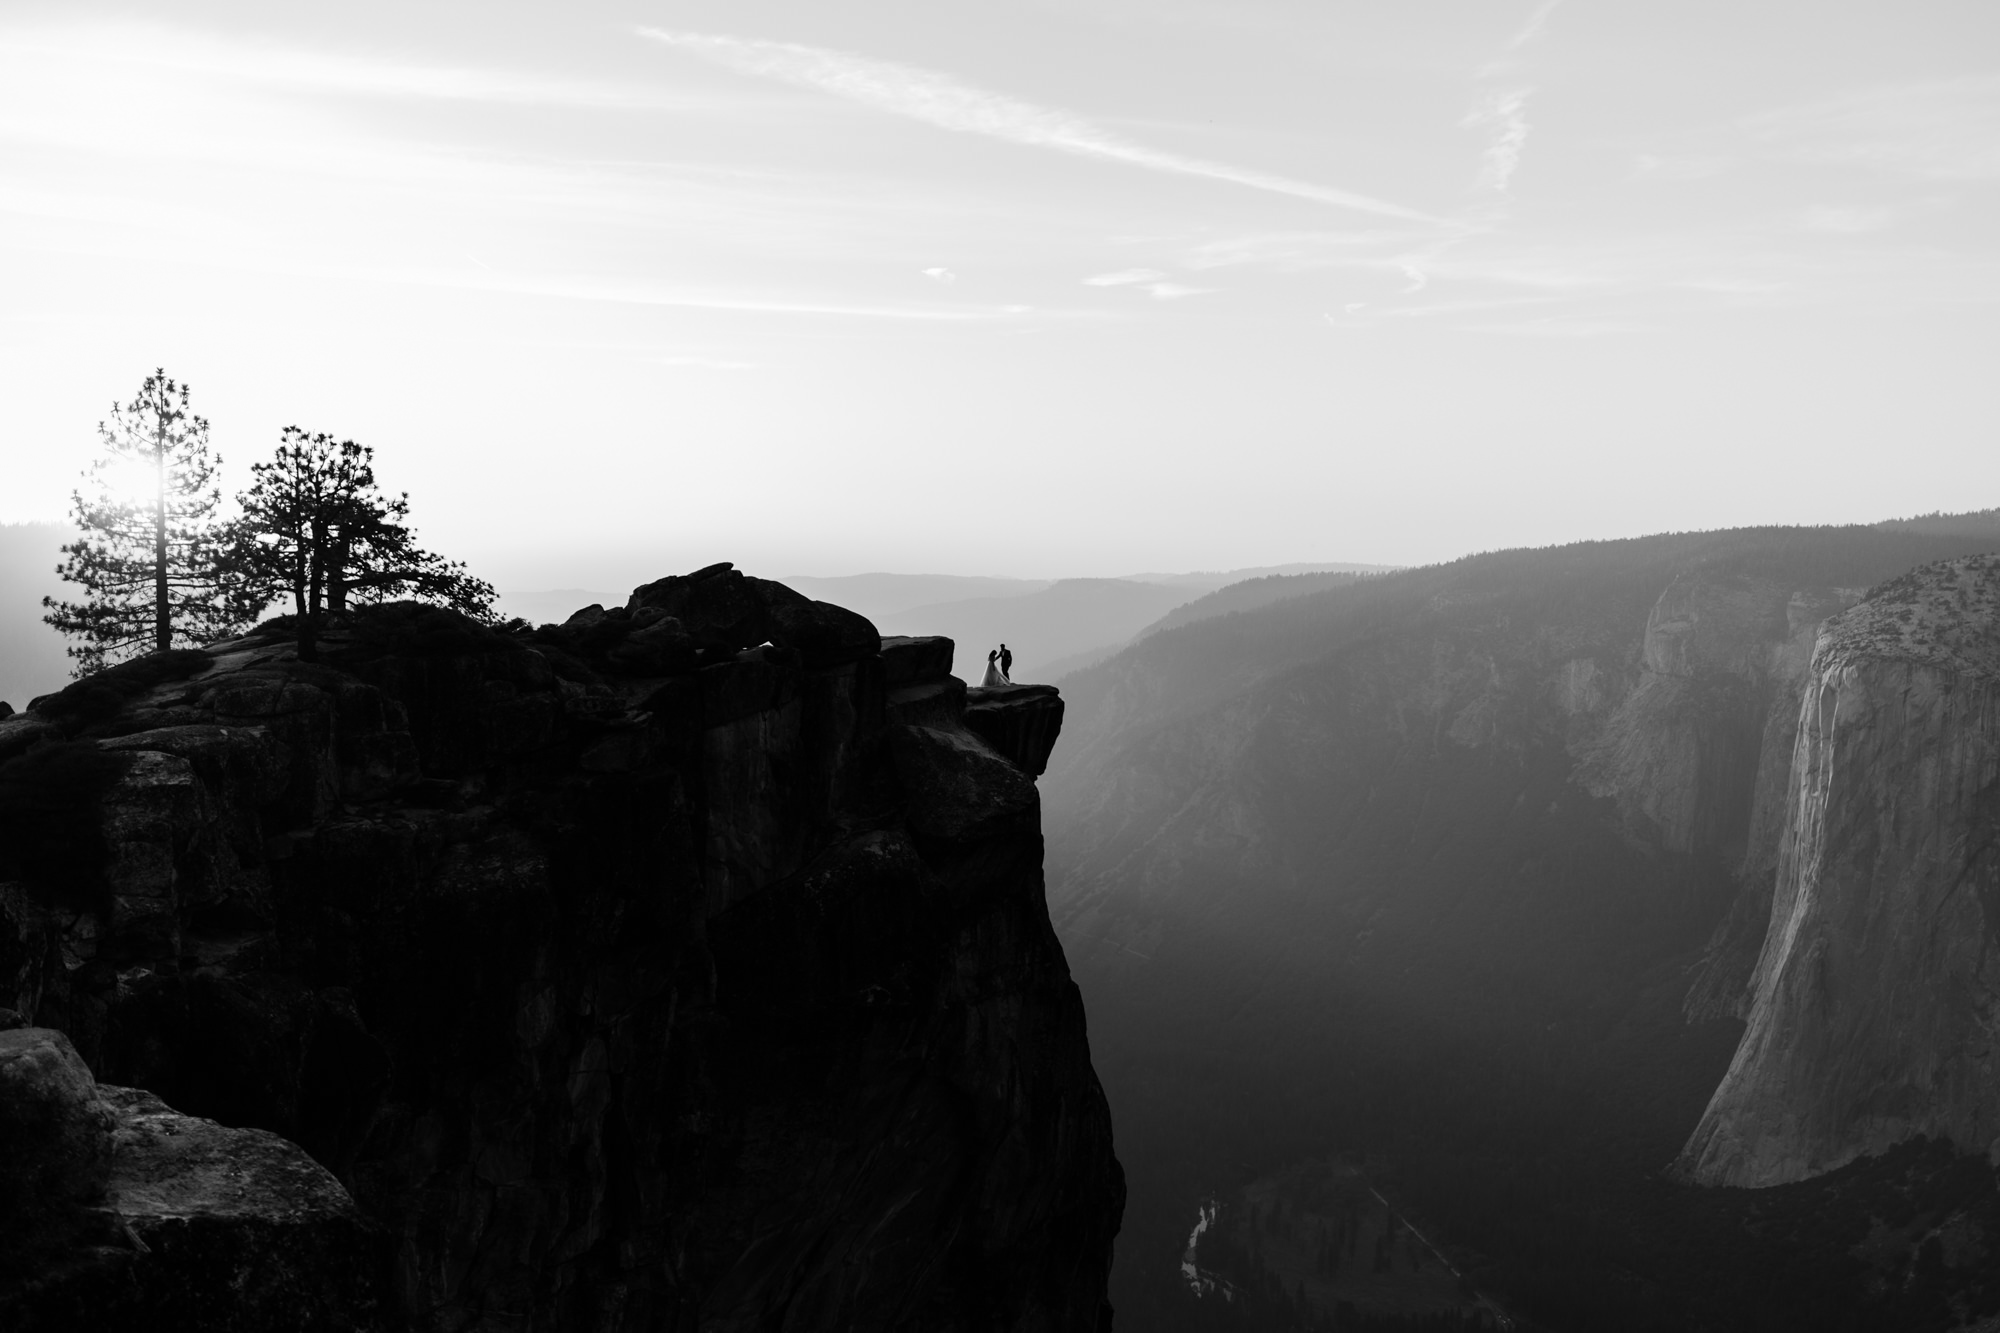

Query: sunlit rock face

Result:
[1578,571,1793,857]
[1677,555,2000,1187]
[1550,569,1866,1025]
[1049,557,1861,1007]
[0,565,1122,1331]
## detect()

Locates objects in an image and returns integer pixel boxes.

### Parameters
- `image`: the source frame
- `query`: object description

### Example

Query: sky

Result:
[1,0,1996,586]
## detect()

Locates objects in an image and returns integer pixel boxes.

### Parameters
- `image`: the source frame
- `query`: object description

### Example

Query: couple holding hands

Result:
[979,643,1014,688]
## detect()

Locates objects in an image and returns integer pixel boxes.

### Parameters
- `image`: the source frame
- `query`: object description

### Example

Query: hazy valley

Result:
[1044,510,2000,1330]
[8,4,1997,1327]
[8,508,2000,1328]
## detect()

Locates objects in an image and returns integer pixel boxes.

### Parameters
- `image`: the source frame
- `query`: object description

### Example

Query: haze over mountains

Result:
[879,580,1199,681]
[0,523,69,710]
[8,502,2000,1326]
[473,564,1389,694]
[0,543,1382,712]
[1042,508,2000,1329]
[797,564,1391,681]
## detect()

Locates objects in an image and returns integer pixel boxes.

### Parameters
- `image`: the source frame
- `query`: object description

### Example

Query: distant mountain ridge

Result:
[1136,569,1376,640]
[780,573,1050,621]
[490,564,1391,684]
[784,564,1393,683]
[871,564,1395,682]
[1115,561,1391,589]
[0,522,70,709]
[1870,506,2000,535]
[877,579,1194,682]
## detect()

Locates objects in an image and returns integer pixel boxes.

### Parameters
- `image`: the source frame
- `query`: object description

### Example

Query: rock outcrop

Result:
[1677,555,2000,1186]
[966,683,1066,778]
[0,1027,384,1332]
[0,564,1121,1329]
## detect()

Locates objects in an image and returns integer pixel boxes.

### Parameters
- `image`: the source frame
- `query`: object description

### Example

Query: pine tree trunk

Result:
[329,526,348,615]
[299,517,327,663]
[293,569,316,662]
[154,419,169,653]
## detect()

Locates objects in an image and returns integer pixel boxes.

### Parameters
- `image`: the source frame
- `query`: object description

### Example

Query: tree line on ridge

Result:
[41,369,493,672]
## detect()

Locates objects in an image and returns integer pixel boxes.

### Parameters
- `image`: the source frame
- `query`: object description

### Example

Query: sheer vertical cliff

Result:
[0,565,1122,1329]
[1678,555,2000,1186]
[1034,523,2000,1325]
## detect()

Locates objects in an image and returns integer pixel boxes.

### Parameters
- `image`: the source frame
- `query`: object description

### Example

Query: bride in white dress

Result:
[979,648,1009,687]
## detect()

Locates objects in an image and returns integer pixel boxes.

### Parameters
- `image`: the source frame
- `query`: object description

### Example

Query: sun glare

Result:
[98,454,162,512]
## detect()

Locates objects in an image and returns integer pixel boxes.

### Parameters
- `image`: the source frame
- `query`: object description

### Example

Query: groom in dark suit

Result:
[999,644,1013,681]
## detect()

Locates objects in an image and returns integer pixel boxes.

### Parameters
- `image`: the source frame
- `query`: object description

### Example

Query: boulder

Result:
[1,1077,387,1331]
[605,614,700,676]
[767,599,880,669]
[629,563,784,653]
[0,1027,115,1268]
[879,635,955,687]
[0,714,58,767]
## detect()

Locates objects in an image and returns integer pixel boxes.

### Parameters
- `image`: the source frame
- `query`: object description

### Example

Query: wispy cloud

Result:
[636,28,1442,222]
[0,23,708,111]
[4,202,1074,321]
[1178,230,1435,271]
[921,266,957,283]
[1464,89,1533,192]
[1083,268,1207,299]
[1479,1,1560,79]
[1463,3,1551,194]
[1159,208,2000,333]
[1502,1,1562,55]
[1084,268,1168,286]
[1744,76,2000,181]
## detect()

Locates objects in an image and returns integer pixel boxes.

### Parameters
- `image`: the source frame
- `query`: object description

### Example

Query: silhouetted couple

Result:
[980,643,1013,688]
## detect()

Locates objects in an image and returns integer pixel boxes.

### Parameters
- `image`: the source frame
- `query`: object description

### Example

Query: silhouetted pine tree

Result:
[231,428,493,660]
[42,370,255,673]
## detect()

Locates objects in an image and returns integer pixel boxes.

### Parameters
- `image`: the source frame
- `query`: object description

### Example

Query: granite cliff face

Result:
[1034,523,2000,1326]
[0,563,1121,1329]
[1052,555,1863,1006]
[1678,555,2000,1187]
[1586,575,1864,1023]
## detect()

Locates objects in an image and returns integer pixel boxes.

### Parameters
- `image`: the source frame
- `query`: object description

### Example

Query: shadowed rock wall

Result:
[0,564,1122,1330]
[0,1027,385,1333]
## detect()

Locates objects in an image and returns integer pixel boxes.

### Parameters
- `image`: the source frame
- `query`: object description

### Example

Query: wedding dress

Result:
[979,651,1008,687]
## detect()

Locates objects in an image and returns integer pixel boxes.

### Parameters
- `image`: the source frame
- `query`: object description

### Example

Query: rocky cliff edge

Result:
[1677,554,2000,1186]
[0,563,1122,1329]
